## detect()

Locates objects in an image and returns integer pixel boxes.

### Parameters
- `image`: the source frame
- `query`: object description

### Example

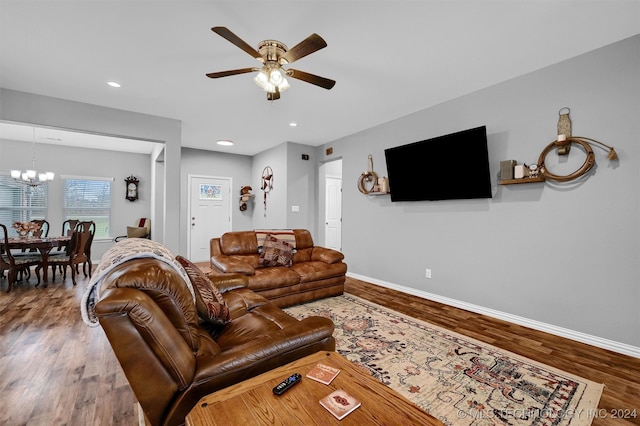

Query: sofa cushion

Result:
[248,267,301,291]
[291,261,348,283]
[211,255,255,275]
[220,231,258,255]
[259,234,294,267]
[97,258,202,351]
[176,256,230,325]
[311,247,345,264]
[126,226,148,238]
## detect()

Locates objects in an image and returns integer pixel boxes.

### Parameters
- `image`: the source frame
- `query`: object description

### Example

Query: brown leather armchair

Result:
[94,257,335,426]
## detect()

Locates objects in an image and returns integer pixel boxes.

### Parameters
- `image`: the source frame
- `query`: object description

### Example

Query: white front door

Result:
[325,176,342,251]
[188,175,232,262]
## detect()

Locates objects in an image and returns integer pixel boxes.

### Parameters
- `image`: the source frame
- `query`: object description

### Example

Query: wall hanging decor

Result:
[357,155,389,195]
[500,108,618,185]
[239,185,254,211]
[125,175,139,201]
[357,155,377,194]
[261,166,273,217]
[538,107,618,182]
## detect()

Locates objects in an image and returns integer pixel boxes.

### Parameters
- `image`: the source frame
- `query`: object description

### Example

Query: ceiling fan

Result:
[206,26,336,100]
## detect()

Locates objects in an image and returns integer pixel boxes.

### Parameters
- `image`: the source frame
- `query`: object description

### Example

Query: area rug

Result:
[284,294,603,426]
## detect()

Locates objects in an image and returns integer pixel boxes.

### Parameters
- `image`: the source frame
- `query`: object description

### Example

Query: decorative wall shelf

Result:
[499,177,545,185]
[367,191,389,196]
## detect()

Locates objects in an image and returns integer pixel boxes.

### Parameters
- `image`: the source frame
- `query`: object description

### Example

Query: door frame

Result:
[319,158,343,250]
[187,174,233,260]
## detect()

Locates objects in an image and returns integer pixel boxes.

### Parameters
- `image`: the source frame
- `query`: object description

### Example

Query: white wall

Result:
[318,35,640,351]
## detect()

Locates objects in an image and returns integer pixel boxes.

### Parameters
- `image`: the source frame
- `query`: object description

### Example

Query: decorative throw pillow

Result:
[175,255,230,325]
[259,234,294,267]
[126,226,148,238]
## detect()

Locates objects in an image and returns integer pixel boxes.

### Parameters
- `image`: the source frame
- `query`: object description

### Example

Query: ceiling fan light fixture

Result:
[253,70,268,89]
[208,27,334,101]
[269,68,283,85]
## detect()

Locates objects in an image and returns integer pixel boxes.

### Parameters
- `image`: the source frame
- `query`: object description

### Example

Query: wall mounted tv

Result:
[384,126,492,202]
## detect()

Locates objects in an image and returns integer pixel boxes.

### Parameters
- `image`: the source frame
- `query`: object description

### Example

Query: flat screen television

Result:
[384,126,492,202]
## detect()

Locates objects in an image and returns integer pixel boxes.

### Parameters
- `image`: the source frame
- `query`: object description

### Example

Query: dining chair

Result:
[45,221,94,286]
[62,219,79,237]
[0,224,41,292]
[31,219,50,238]
[48,219,80,280]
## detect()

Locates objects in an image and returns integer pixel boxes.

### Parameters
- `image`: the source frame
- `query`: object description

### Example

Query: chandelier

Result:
[10,128,55,186]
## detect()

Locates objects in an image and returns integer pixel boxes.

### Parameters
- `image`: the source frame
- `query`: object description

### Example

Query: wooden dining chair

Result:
[0,224,41,292]
[48,219,81,280]
[31,219,50,238]
[62,219,79,237]
[45,221,95,286]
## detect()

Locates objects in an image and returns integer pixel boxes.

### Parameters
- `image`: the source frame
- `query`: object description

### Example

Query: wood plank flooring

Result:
[1,273,638,425]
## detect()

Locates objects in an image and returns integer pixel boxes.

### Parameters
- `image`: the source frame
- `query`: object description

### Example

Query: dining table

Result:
[2,236,71,286]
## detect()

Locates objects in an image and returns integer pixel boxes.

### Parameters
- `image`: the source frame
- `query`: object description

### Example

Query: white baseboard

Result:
[347,272,640,359]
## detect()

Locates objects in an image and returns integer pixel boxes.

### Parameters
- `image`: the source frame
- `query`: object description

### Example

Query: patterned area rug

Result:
[284,294,603,426]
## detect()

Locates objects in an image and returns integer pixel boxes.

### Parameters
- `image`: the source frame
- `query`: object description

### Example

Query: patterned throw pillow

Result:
[259,234,294,267]
[175,256,230,325]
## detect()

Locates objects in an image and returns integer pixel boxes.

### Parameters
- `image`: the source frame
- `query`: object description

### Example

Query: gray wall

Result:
[252,143,288,229]
[0,89,182,253]
[180,147,254,233]
[286,142,317,236]
[318,35,640,349]
[0,139,151,260]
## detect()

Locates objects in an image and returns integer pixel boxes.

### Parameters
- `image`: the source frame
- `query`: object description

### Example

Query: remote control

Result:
[272,373,302,395]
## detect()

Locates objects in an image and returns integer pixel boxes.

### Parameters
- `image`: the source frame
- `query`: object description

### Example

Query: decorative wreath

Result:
[357,155,378,194]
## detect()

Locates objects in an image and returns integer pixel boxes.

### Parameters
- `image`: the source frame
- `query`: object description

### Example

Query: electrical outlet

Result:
[425,268,432,279]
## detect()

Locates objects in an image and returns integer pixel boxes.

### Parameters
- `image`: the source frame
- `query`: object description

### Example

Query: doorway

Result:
[322,159,342,251]
[188,175,232,262]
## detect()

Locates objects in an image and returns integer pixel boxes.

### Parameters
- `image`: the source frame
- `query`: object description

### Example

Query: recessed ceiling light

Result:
[289,122,298,127]
[217,140,234,146]
[107,81,121,88]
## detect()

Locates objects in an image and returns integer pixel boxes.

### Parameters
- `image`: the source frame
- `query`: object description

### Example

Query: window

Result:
[62,176,113,239]
[0,174,48,237]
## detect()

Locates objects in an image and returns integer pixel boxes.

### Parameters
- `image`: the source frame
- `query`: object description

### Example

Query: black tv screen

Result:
[384,126,492,202]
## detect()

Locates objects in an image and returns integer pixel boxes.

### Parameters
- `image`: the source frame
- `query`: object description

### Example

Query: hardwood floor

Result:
[1,274,638,425]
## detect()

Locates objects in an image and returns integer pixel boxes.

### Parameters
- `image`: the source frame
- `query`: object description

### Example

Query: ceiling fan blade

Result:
[287,69,336,90]
[206,68,256,78]
[211,26,264,62]
[280,33,327,64]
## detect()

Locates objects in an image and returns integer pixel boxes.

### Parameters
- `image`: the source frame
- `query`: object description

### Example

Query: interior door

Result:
[324,176,342,251]
[189,176,232,262]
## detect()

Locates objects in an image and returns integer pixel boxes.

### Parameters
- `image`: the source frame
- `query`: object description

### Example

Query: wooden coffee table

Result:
[186,351,444,425]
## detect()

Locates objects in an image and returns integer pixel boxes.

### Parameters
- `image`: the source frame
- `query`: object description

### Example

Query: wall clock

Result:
[125,175,139,202]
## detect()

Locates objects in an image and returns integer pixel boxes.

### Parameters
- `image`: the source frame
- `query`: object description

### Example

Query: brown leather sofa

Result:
[209,229,347,307]
[94,257,335,426]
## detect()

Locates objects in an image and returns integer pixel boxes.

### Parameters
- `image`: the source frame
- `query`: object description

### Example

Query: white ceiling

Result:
[1,1,638,156]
